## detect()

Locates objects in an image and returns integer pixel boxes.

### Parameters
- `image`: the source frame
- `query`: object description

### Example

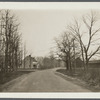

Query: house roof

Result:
[24,55,37,62]
[89,60,100,64]
[32,57,37,62]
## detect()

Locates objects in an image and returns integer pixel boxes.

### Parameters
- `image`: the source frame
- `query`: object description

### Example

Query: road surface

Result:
[2,68,91,92]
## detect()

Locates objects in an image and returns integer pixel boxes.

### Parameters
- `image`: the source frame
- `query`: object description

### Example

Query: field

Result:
[57,67,100,91]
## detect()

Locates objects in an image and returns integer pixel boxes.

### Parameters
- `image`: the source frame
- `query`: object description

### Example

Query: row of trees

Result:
[37,52,61,69]
[55,11,100,71]
[0,10,23,72]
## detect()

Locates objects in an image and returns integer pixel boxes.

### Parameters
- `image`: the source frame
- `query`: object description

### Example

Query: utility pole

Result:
[20,37,23,68]
[73,38,76,73]
[24,42,26,69]
[29,54,31,69]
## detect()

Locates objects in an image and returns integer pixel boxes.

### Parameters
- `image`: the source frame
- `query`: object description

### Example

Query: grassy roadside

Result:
[56,68,100,92]
[0,70,34,91]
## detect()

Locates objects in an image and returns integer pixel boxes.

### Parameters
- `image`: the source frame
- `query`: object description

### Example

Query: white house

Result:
[21,55,39,69]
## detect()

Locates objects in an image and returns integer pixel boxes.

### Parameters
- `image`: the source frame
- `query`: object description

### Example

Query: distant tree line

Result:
[37,53,61,69]
[0,10,23,72]
[55,11,100,71]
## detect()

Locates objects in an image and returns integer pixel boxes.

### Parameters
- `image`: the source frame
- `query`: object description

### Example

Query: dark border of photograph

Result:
[0,0,99,2]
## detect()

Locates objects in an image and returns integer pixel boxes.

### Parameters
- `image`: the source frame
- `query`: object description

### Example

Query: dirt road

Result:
[2,68,91,92]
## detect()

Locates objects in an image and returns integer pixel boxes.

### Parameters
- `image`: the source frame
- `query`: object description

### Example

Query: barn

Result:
[88,60,100,68]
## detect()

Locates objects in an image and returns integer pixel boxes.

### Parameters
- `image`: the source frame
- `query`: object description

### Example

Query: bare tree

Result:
[68,11,100,70]
[54,32,79,71]
[0,10,22,72]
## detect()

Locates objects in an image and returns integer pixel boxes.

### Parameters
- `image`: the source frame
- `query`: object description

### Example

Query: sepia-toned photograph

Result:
[0,2,100,94]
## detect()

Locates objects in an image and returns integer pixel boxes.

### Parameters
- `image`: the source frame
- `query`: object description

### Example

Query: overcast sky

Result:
[14,10,82,57]
[5,2,100,57]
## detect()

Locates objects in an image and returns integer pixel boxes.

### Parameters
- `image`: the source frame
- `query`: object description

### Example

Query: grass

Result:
[57,68,100,91]
[0,70,34,85]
